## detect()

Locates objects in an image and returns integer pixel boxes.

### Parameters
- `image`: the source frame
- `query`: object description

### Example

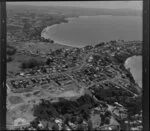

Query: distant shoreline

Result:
[41,24,80,48]
[41,16,79,48]
[41,21,77,49]
[41,15,142,48]
[124,55,142,88]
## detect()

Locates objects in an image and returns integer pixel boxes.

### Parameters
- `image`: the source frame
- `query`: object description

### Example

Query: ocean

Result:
[45,15,142,87]
[46,15,142,47]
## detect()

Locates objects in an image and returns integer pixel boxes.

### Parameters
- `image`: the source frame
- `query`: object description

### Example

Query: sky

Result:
[8,1,142,10]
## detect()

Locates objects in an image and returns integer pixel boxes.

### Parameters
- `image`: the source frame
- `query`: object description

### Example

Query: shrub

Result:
[7,56,13,62]
[21,58,43,69]
[105,110,112,117]
[104,117,110,125]
[125,96,142,116]
[46,57,53,65]
[7,46,17,56]
[95,42,105,48]
[51,40,54,43]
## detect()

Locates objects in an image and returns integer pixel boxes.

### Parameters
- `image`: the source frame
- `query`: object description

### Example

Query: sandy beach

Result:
[41,22,82,48]
[125,55,142,88]
[41,24,59,39]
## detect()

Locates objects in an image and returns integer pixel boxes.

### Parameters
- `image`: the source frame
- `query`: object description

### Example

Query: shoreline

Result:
[41,24,63,40]
[41,15,81,48]
[52,40,82,48]
[124,55,142,88]
[41,15,142,48]
[41,15,100,47]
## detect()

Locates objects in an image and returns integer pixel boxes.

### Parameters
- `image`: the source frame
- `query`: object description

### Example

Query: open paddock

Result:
[8,95,24,105]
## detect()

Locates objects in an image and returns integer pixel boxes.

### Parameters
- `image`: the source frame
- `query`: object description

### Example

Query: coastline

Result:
[41,24,82,48]
[41,22,78,49]
[42,21,143,88]
[41,15,142,48]
[41,16,79,48]
[40,15,111,44]
[41,24,62,40]
[124,55,142,88]
[41,15,104,48]
[41,15,143,89]
[51,39,82,48]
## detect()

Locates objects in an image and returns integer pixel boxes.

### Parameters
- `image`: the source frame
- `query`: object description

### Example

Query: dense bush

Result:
[7,45,17,56]
[94,42,105,48]
[84,45,93,51]
[51,48,64,56]
[33,94,98,123]
[7,56,13,62]
[46,57,53,65]
[124,96,142,116]
[93,86,142,116]
[94,85,133,104]
[21,58,43,69]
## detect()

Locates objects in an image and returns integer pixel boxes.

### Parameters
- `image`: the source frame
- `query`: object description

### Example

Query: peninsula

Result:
[6,4,142,131]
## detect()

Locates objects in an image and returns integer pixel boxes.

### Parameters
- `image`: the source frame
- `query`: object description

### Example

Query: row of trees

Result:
[30,94,100,130]
[21,58,44,69]
[7,45,17,56]
[93,85,142,116]
[33,94,99,120]
[7,45,17,62]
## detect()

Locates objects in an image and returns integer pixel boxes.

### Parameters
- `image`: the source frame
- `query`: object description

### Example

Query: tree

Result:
[95,42,105,48]
[125,97,142,115]
[76,116,83,124]
[46,57,53,65]
[81,109,90,120]
[104,117,110,125]
[30,118,39,128]
[51,123,59,131]
[21,58,42,69]
[77,124,85,131]
[105,110,112,118]
[64,114,72,125]
[51,40,54,43]
[7,45,17,56]
[87,120,93,131]
[41,66,47,73]
[100,113,105,126]
[7,56,13,62]
[84,45,93,51]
